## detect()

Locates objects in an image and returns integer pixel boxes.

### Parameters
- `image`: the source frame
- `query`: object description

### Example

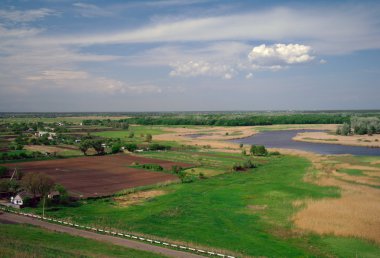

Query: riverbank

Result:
[293,131,380,148]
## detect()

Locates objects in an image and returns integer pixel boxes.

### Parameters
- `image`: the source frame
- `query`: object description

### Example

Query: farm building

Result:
[36,131,57,140]
[10,191,33,206]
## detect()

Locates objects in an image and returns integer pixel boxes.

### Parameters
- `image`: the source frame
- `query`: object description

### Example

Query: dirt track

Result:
[3,154,193,198]
[0,212,203,258]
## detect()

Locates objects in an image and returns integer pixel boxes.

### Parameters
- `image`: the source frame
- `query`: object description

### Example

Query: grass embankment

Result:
[0,223,166,258]
[29,154,380,257]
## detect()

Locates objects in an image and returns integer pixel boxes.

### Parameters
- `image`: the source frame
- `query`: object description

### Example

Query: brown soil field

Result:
[3,154,193,198]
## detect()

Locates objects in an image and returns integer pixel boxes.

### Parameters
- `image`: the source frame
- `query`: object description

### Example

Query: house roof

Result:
[15,191,34,199]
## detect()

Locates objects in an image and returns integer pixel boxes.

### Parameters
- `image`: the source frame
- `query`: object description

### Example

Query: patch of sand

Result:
[294,131,380,148]
[113,190,166,207]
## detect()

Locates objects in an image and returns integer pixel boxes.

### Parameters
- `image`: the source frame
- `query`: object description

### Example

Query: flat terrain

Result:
[0,213,168,258]
[31,154,380,257]
[3,154,192,198]
[294,131,380,147]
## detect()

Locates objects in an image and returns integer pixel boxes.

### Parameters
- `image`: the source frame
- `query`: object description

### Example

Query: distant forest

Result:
[125,114,351,126]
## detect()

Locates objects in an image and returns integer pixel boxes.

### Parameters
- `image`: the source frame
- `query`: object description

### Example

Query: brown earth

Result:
[3,154,193,198]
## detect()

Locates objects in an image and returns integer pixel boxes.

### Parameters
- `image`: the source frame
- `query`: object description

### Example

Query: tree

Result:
[91,140,105,155]
[21,173,54,217]
[79,140,92,155]
[145,134,153,142]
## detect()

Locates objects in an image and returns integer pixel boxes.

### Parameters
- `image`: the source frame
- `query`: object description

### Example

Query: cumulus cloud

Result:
[165,42,317,79]
[248,44,315,66]
[0,8,57,23]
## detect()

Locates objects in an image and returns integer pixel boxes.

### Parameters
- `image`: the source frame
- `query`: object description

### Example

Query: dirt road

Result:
[0,212,204,258]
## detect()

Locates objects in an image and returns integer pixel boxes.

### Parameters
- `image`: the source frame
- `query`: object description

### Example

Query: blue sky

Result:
[0,0,379,111]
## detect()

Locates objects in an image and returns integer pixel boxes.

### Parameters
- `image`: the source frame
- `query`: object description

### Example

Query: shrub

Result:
[111,143,123,154]
[250,145,268,156]
[149,143,171,151]
[171,165,183,174]
[0,166,7,178]
[269,151,281,156]
[141,164,163,171]
[124,143,138,152]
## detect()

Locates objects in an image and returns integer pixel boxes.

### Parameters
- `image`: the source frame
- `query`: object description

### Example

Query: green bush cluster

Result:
[250,145,268,156]
[141,164,164,171]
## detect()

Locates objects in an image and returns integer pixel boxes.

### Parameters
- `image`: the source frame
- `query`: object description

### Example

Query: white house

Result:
[10,191,32,206]
[36,131,57,140]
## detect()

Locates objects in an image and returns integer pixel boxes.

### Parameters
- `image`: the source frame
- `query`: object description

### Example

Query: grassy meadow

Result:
[0,223,166,258]
[23,153,380,257]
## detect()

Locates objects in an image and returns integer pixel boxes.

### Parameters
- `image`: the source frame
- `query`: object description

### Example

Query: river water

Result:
[231,130,380,156]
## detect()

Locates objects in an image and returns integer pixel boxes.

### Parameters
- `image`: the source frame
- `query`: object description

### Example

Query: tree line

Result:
[124,114,350,126]
[336,117,380,135]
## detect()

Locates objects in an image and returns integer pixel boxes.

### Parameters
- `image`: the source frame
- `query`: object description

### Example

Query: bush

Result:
[171,165,183,174]
[141,164,163,171]
[124,143,138,152]
[269,151,281,156]
[111,143,123,154]
[0,166,7,178]
[149,144,171,151]
[250,145,268,156]
[232,159,256,171]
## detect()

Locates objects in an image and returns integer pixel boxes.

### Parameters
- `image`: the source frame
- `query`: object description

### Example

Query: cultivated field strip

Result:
[0,206,236,258]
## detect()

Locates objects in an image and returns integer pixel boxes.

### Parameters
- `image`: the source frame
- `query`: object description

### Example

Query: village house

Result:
[36,131,57,140]
[10,191,33,207]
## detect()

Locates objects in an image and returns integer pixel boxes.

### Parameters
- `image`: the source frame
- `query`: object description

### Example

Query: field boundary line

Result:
[0,206,236,258]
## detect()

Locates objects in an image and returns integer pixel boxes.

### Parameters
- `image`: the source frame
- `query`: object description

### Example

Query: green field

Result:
[24,154,380,257]
[94,125,165,140]
[0,223,166,258]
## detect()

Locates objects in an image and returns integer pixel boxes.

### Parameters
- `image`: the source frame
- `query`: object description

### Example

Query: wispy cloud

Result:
[73,3,114,18]
[0,8,57,23]
[34,5,380,54]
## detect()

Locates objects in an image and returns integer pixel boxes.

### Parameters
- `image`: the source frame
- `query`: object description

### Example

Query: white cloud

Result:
[34,5,380,54]
[248,44,314,65]
[0,8,57,22]
[169,60,235,79]
[25,70,162,94]
[246,73,253,79]
[320,59,327,64]
[27,70,88,81]
[73,3,113,17]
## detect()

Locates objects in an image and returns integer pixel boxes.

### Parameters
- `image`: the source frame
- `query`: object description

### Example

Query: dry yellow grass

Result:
[294,131,380,148]
[293,176,380,243]
[291,153,380,244]
[113,190,166,207]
